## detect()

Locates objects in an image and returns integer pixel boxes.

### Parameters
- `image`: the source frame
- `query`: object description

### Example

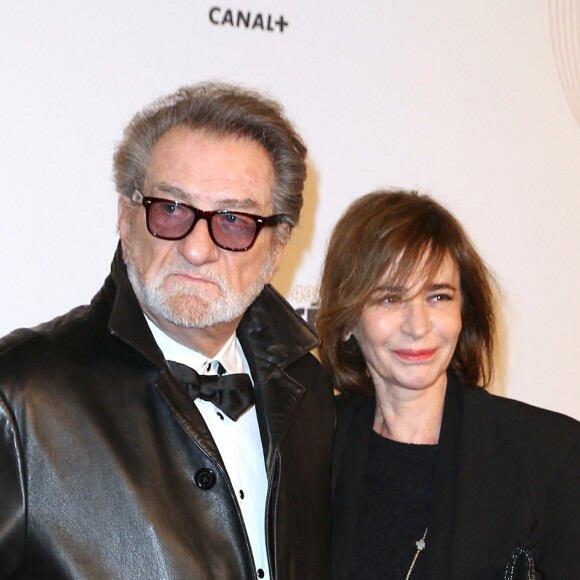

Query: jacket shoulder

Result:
[0,301,113,398]
[462,384,580,468]
[465,386,580,435]
[0,305,92,360]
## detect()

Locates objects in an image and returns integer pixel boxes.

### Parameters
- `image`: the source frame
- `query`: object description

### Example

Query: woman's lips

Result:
[392,349,438,362]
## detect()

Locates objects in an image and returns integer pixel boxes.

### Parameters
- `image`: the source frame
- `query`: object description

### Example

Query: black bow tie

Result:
[167,360,255,421]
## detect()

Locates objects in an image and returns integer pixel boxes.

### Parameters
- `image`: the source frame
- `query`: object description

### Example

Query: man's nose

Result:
[177,217,221,266]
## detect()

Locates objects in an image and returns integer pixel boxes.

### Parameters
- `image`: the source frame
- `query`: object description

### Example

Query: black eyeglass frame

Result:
[131,190,287,252]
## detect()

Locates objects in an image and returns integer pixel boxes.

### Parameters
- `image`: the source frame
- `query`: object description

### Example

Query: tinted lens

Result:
[144,198,265,250]
[212,213,257,250]
[148,201,195,239]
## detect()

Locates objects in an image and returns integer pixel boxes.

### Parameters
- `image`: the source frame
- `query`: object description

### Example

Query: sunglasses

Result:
[132,190,287,252]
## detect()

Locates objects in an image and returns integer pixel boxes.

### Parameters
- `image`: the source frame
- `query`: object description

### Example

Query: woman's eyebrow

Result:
[426,282,457,292]
[370,284,407,296]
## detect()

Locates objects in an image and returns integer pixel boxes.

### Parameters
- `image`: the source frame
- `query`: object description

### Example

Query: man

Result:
[0,83,334,579]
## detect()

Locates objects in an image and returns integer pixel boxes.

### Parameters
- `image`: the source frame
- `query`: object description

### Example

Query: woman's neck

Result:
[372,378,446,444]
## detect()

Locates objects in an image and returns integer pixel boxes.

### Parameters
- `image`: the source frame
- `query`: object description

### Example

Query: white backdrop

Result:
[1,0,579,417]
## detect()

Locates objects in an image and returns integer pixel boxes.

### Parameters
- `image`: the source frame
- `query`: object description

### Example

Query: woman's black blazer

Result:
[332,372,580,579]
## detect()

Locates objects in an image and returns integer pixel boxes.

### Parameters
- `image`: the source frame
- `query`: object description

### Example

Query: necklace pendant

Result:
[406,527,428,580]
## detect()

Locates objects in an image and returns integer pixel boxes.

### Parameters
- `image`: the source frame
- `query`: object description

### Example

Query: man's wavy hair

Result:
[113,82,307,244]
[316,189,496,397]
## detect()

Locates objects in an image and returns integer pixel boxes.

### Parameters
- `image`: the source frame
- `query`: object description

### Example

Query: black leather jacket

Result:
[0,246,335,579]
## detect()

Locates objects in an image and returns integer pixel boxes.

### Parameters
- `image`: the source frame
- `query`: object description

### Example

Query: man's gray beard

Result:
[125,247,277,329]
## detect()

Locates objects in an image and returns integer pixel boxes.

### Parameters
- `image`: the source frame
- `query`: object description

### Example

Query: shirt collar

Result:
[143,315,246,375]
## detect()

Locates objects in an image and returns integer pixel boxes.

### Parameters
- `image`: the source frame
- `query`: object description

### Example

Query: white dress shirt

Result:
[145,316,270,579]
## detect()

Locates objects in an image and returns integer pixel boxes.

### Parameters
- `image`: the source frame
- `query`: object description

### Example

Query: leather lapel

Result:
[236,284,320,468]
[247,353,305,469]
[154,366,224,466]
[107,244,166,367]
[105,245,223,466]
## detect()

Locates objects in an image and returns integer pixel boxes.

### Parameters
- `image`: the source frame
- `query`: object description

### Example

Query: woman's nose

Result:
[400,299,433,339]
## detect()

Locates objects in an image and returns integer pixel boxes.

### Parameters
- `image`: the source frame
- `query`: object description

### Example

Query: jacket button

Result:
[194,468,216,490]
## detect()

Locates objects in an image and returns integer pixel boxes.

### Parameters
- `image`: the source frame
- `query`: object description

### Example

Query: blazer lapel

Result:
[426,375,522,579]
[425,375,462,579]
[450,387,521,578]
[332,396,375,580]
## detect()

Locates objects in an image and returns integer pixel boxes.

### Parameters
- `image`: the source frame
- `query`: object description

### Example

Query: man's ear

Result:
[117,196,132,261]
[264,241,285,284]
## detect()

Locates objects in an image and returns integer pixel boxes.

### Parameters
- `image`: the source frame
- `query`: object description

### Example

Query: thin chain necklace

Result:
[405,527,428,580]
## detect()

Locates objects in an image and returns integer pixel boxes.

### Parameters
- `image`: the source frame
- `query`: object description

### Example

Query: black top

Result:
[350,432,438,579]
[333,379,580,578]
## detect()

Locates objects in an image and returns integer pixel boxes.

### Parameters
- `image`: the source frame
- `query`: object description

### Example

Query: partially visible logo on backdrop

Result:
[290,285,319,327]
[549,0,580,127]
[209,7,289,33]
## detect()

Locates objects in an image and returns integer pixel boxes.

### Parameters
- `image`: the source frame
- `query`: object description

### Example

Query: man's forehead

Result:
[150,181,264,211]
[144,127,275,210]
[150,125,269,159]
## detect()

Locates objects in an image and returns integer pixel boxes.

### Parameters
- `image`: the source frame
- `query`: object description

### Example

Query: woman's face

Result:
[350,254,462,395]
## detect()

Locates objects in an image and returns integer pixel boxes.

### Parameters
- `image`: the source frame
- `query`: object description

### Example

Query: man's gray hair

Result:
[113,82,307,243]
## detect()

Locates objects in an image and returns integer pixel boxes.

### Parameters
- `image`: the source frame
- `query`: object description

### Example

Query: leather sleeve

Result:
[0,388,26,577]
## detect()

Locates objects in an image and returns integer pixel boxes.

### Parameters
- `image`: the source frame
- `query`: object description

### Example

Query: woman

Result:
[317,190,580,579]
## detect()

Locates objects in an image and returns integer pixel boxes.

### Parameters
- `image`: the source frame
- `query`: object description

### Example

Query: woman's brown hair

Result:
[316,189,496,397]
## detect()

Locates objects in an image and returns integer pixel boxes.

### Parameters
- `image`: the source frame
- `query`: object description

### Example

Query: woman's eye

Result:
[383,295,402,304]
[430,293,452,302]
